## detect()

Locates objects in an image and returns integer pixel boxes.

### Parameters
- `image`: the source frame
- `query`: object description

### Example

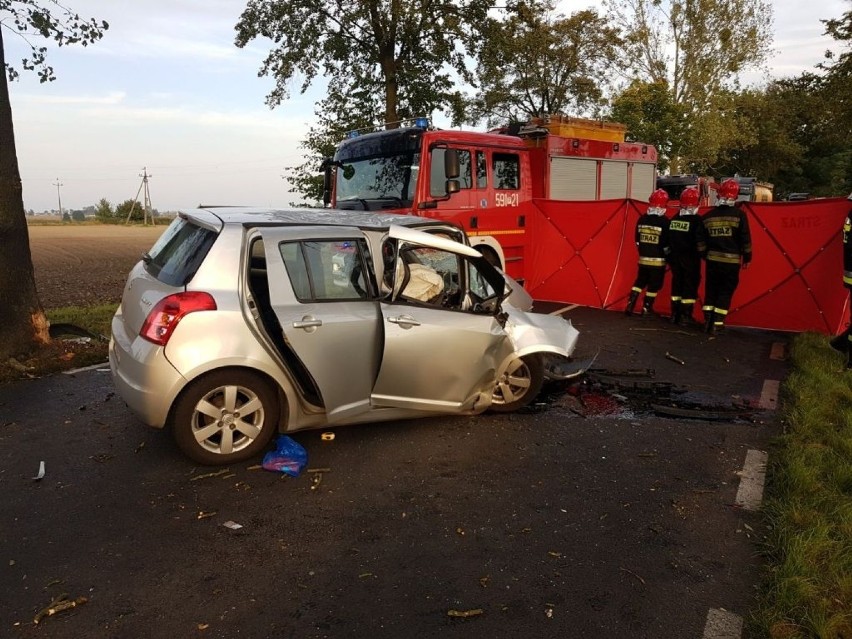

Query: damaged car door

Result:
[260,227,382,422]
[371,225,516,413]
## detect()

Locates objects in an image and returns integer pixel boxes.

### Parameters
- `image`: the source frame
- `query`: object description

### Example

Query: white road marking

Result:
[549,304,579,315]
[759,379,780,410]
[62,362,110,375]
[735,449,769,511]
[702,608,743,638]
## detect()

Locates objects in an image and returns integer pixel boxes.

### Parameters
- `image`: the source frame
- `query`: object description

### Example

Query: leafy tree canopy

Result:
[1,0,108,82]
[606,0,773,172]
[467,2,622,127]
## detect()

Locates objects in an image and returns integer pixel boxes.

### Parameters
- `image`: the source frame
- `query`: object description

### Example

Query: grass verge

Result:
[750,332,852,638]
[0,303,117,383]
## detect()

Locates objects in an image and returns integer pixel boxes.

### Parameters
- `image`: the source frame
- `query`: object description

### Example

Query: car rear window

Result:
[143,217,218,287]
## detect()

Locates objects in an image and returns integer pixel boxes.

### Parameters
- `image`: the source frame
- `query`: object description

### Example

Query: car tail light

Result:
[140,292,217,345]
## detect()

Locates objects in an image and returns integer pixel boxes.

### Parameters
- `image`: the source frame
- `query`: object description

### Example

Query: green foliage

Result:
[235,0,492,201]
[1,1,109,82]
[750,333,852,637]
[70,209,85,221]
[467,2,621,126]
[94,197,115,221]
[114,198,142,222]
[607,0,773,172]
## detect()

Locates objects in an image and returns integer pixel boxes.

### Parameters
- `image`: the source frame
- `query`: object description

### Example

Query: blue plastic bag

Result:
[262,435,308,477]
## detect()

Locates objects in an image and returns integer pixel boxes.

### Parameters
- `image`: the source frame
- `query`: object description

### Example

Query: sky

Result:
[4,0,849,213]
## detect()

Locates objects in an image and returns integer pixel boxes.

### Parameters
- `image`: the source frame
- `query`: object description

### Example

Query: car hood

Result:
[502,307,579,359]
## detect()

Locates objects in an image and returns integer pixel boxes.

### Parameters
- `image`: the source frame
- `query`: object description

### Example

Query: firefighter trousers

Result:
[670,254,702,304]
[703,261,741,324]
[631,264,666,297]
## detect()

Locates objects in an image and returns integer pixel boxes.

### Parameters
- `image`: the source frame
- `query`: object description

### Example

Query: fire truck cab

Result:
[325,117,657,280]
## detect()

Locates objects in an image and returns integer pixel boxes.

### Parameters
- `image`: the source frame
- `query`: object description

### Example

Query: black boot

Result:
[625,291,640,316]
[680,303,696,327]
[670,300,681,324]
[704,311,715,334]
[641,296,656,317]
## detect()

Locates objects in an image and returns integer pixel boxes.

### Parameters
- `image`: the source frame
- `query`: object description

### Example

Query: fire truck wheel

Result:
[489,354,544,413]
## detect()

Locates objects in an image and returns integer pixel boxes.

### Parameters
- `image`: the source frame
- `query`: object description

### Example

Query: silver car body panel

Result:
[111,206,581,437]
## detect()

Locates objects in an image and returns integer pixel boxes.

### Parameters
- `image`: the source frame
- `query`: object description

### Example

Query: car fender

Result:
[500,307,579,360]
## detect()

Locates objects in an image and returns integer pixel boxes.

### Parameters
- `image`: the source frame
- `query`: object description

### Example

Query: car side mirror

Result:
[444,149,460,180]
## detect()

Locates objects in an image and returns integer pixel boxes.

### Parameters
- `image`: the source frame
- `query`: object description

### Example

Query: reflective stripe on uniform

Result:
[844,270,852,286]
[715,308,729,316]
[681,298,696,304]
[638,257,666,266]
[646,291,658,298]
[707,251,742,264]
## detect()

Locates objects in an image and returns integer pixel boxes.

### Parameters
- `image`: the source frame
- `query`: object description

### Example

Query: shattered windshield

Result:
[336,153,420,206]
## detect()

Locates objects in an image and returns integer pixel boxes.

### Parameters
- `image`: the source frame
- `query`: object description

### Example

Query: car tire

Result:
[489,354,545,413]
[172,369,280,465]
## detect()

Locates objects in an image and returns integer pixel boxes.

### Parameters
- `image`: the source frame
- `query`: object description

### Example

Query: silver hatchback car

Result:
[110,207,580,465]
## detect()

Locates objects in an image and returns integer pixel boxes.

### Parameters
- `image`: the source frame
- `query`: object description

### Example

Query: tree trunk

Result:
[381,53,399,129]
[0,29,51,359]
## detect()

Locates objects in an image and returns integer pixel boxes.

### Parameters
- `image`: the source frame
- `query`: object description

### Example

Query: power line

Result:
[52,178,64,217]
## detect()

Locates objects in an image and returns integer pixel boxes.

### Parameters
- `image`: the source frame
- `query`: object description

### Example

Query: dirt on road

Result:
[27,224,165,309]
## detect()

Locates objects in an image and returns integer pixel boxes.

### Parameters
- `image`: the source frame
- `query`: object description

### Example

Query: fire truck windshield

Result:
[334,129,423,210]
[335,153,419,209]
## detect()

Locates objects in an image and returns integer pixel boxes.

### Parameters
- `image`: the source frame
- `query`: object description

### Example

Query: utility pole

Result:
[53,178,64,219]
[126,167,155,225]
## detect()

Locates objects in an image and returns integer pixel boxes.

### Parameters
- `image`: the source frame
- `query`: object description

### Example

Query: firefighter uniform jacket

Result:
[844,211,852,290]
[702,204,752,265]
[668,213,707,258]
[635,214,670,267]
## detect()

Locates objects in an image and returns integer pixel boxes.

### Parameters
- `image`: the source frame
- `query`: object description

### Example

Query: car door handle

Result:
[388,315,420,328]
[292,317,322,331]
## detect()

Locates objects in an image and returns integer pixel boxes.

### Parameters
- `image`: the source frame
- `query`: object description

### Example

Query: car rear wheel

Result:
[489,354,544,413]
[172,370,280,465]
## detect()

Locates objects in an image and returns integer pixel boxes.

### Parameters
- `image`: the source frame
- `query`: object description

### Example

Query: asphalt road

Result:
[0,307,787,639]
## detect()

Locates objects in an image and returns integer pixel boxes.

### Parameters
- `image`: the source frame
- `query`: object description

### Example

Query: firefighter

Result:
[625,188,671,317]
[701,178,752,334]
[668,186,707,325]
[829,194,852,368]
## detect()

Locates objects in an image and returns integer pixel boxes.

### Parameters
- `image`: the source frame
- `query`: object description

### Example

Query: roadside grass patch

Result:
[751,332,852,638]
[0,304,116,383]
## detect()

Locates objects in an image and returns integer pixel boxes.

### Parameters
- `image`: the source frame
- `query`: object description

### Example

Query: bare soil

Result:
[27,224,165,309]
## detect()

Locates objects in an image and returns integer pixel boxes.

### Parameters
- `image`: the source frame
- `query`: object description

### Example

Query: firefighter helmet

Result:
[719,179,740,201]
[649,189,669,208]
[680,187,700,208]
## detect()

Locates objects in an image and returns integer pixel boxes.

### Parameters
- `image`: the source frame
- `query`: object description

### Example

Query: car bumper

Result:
[109,313,186,428]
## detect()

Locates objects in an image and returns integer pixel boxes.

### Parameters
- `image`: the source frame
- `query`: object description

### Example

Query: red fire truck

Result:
[323,116,658,280]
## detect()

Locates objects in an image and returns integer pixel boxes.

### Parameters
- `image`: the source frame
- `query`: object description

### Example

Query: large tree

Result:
[467,2,622,127]
[607,0,773,172]
[0,3,107,359]
[235,0,492,201]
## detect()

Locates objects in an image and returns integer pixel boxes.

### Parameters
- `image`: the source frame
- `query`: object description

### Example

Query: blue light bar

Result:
[346,130,360,139]
[414,117,429,129]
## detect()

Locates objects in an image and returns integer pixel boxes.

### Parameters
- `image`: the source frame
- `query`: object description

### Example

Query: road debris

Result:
[620,567,646,585]
[190,469,231,481]
[33,461,45,481]
[447,608,483,618]
[222,521,243,530]
[310,473,323,490]
[135,441,145,453]
[321,432,335,441]
[196,511,217,520]
[33,594,88,625]
[664,352,685,365]
[262,435,307,477]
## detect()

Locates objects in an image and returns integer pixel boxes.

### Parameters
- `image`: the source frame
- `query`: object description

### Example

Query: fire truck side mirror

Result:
[444,149,461,196]
[444,149,460,180]
[321,157,333,207]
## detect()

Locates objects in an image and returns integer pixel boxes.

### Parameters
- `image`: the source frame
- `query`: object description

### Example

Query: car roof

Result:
[185,206,456,231]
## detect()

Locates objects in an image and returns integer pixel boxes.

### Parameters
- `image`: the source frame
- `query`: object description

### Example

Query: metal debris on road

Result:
[620,567,646,584]
[665,352,685,365]
[196,511,217,520]
[190,469,231,481]
[321,432,335,441]
[222,520,243,530]
[33,461,45,481]
[447,609,483,618]
[135,441,145,453]
[33,594,88,624]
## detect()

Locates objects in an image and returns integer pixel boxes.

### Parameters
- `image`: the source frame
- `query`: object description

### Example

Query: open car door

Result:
[259,226,381,423]
[371,225,515,413]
